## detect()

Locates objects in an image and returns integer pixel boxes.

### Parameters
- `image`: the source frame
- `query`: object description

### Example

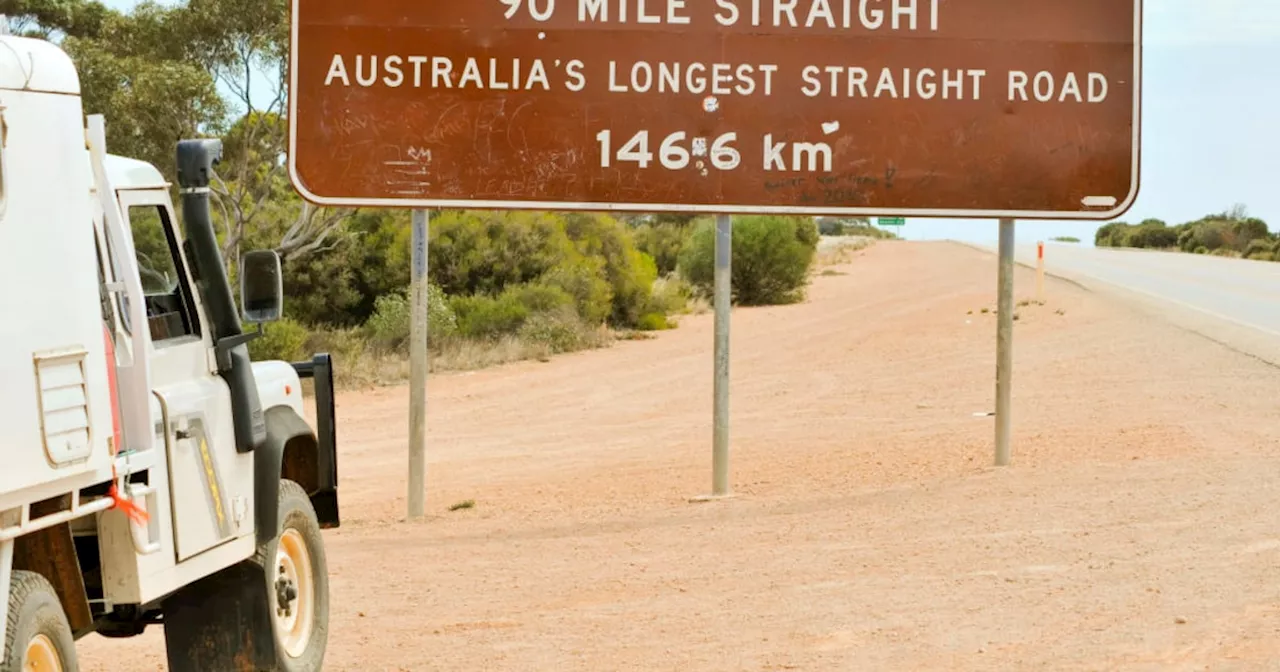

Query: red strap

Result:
[107,483,149,524]
[102,325,148,524]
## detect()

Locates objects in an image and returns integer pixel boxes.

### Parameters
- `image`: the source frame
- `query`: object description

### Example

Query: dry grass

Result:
[320,328,620,390]
[681,295,712,316]
[815,236,880,267]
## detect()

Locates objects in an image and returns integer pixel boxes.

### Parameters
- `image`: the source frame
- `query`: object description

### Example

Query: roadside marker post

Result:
[1037,241,1046,302]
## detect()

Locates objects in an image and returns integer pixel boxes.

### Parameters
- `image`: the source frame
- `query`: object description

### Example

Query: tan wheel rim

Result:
[24,634,62,672]
[273,528,316,658]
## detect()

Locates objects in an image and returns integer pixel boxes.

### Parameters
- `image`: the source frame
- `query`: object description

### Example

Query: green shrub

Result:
[1097,220,1182,249]
[246,317,310,362]
[1234,218,1270,246]
[1122,221,1178,249]
[561,212,660,327]
[364,292,410,348]
[363,284,457,351]
[815,217,898,239]
[817,218,846,236]
[1244,238,1277,260]
[516,306,593,353]
[450,293,528,339]
[635,312,674,331]
[1175,214,1272,254]
[450,283,575,339]
[793,216,822,248]
[429,210,575,296]
[504,283,576,314]
[633,223,691,275]
[647,274,693,315]
[678,215,819,306]
[426,210,665,329]
[1095,222,1127,247]
[277,209,413,327]
[536,256,614,324]
[306,326,370,363]
[1181,221,1228,252]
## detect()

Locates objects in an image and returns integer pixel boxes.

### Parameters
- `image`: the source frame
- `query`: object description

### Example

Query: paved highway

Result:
[1009,242,1280,338]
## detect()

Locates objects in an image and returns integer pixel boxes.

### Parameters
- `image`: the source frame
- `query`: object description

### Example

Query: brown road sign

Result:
[288,0,1142,219]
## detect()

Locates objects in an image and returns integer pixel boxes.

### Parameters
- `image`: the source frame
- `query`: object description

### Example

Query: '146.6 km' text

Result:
[597,130,835,174]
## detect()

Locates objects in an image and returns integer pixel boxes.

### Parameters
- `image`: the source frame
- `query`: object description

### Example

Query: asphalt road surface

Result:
[959,239,1280,366]
[1014,243,1280,338]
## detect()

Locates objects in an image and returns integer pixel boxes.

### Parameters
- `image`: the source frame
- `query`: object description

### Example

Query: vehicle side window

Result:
[93,228,114,326]
[100,220,134,334]
[127,204,201,343]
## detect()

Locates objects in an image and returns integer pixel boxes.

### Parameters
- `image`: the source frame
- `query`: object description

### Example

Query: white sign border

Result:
[287,0,1142,221]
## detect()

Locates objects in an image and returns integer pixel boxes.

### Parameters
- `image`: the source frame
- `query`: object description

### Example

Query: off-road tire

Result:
[253,479,329,671]
[1,571,77,672]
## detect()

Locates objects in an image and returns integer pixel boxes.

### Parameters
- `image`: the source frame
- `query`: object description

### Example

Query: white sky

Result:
[101,0,1280,243]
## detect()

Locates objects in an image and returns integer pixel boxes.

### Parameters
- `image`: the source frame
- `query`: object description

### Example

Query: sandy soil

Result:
[79,240,1280,670]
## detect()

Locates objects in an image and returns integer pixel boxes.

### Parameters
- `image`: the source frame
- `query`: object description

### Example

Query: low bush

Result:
[516,305,605,354]
[450,283,576,340]
[425,210,670,329]
[246,316,310,362]
[363,283,457,352]
[428,210,573,297]
[635,312,674,331]
[536,257,614,325]
[633,223,691,275]
[678,215,820,306]
[561,212,661,327]
[1245,238,1279,260]
[647,274,694,315]
[450,293,528,340]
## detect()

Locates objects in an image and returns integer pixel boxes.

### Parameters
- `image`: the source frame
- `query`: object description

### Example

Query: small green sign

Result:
[878,217,906,226]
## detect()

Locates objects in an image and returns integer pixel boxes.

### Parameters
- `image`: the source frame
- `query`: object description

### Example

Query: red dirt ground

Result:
[80,241,1280,670]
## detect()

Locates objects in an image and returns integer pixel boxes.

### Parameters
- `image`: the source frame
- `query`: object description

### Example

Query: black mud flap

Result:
[161,559,277,670]
[290,353,340,528]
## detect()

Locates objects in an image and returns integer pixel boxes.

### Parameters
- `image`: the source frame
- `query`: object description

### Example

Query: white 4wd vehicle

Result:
[0,31,340,670]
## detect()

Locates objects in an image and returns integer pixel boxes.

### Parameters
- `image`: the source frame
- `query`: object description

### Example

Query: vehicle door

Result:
[115,188,254,562]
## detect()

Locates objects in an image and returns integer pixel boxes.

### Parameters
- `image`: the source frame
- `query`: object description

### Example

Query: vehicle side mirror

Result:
[240,250,283,324]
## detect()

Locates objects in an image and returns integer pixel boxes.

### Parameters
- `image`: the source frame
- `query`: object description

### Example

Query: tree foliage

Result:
[1096,205,1274,258]
[30,0,349,270]
[1,0,110,39]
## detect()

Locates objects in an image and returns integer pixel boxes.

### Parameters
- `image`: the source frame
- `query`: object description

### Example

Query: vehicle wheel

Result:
[1,571,77,672]
[253,479,329,671]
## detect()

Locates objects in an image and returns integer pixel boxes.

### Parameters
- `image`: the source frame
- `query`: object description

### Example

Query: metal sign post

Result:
[712,214,732,497]
[407,209,429,518]
[994,218,1015,467]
